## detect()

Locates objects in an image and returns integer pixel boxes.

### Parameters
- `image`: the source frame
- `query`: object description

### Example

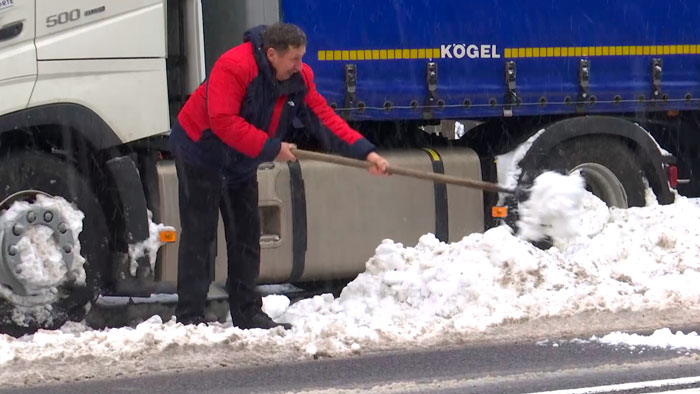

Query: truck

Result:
[0,0,695,334]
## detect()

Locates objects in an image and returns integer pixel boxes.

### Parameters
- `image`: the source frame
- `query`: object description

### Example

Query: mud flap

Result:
[106,156,149,243]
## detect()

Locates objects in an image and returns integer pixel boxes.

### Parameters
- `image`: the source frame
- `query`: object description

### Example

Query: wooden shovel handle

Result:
[291,148,516,195]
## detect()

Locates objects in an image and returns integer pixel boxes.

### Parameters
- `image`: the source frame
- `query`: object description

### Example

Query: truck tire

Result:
[0,151,109,336]
[540,137,646,208]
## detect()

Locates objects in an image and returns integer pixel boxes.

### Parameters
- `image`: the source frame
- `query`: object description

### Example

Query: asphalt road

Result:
[5,334,700,394]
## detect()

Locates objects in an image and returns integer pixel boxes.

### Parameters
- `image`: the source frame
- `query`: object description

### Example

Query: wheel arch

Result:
[0,103,123,150]
[519,116,674,204]
[0,104,151,289]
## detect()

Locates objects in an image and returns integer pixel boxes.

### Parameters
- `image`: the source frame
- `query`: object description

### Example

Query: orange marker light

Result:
[159,230,177,243]
[492,206,508,218]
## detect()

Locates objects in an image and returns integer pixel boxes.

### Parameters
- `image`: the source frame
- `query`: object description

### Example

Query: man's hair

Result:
[262,23,307,52]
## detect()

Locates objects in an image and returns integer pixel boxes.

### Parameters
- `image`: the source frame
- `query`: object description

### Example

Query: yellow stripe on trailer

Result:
[423,148,441,162]
[317,43,700,61]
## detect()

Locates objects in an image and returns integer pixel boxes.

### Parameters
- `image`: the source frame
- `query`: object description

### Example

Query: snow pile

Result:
[594,328,700,351]
[128,210,175,276]
[261,294,292,320]
[278,195,700,346]
[0,315,286,366]
[517,171,587,244]
[1,194,700,372]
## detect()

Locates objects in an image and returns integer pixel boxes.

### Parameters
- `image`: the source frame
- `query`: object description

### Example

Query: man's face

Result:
[267,45,306,81]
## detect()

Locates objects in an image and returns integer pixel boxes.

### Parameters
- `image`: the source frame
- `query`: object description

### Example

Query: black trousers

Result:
[174,157,262,321]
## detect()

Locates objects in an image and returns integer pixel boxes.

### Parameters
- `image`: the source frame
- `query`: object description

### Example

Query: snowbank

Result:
[279,194,700,347]
[1,194,700,384]
[594,328,700,351]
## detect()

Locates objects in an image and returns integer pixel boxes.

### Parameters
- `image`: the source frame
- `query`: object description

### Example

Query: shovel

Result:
[291,148,519,195]
[291,148,591,244]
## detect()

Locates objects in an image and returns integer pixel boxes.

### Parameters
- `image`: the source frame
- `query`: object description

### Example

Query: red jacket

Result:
[171,26,375,181]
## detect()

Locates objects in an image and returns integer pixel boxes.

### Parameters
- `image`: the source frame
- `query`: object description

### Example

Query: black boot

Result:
[231,306,292,330]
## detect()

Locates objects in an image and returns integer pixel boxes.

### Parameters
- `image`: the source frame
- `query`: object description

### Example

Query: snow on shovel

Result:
[291,148,588,243]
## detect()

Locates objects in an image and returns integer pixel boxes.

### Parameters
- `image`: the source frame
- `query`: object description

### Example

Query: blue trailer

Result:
[284,0,700,120]
[275,0,700,209]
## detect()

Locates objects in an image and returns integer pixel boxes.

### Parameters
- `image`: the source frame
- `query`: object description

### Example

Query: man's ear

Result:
[266,47,276,62]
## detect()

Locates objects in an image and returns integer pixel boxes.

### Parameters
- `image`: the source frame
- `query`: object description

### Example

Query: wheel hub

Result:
[0,202,76,305]
[571,163,629,208]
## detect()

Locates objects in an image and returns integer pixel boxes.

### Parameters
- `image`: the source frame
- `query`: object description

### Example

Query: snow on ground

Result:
[2,193,700,386]
[690,197,700,209]
[593,328,700,351]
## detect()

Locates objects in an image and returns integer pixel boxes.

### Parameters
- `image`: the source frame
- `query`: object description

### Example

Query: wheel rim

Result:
[0,190,51,211]
[0,191,77,307]
[571,163,629,208]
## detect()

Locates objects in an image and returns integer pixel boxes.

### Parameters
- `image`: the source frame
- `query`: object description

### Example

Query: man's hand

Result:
[366,152,389,176]
[276,142,297,162]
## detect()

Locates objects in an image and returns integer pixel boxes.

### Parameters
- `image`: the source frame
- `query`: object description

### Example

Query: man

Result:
[168,23,388,329]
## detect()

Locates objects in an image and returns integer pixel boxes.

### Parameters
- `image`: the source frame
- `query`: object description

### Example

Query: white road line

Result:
[524,376,700,394]
[282,375,700,394]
